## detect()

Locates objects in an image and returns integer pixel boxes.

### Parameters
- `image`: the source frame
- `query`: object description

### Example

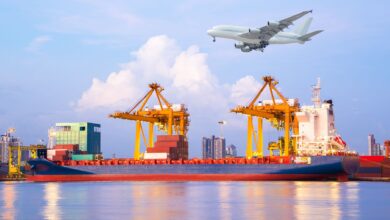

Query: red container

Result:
[52,155,65,161]
[359,156,385,163]
[54,144,79,151]
[157,135,184,142]
[54,150,69,156]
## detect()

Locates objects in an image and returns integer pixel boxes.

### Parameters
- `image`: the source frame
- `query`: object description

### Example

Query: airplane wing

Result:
[239,10,313,41]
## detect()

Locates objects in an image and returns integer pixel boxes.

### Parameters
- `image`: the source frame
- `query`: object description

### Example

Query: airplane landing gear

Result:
[213,37,216,42]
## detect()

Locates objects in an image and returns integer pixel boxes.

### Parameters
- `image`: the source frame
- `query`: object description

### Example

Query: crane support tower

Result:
[231,76,300,158]
[109,83,189,160]
[8,144,46,179]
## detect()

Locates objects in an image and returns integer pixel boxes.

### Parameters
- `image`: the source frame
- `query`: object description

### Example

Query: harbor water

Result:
[0,181,388,219]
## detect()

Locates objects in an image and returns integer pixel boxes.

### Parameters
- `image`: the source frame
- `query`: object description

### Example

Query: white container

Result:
[143,152,169,159]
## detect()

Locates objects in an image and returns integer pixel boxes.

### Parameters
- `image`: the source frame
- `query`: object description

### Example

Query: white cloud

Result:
[76,35,260,134]
[230,75,261,105]
[76,35,227,111]
[26,36,51,52]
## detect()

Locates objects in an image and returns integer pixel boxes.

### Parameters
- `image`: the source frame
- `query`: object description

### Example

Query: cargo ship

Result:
[25,78,361,182]
[26,156,359,182]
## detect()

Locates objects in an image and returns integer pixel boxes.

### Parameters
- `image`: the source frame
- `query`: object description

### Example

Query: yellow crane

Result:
[109,83,189,160]
[8,144,46,178]
[231,76,300,158]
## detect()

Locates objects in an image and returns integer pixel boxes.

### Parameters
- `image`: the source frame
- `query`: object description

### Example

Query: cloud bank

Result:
[76,35,261,130]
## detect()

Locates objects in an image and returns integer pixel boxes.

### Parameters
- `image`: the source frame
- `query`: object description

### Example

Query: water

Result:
[0,181,388,220]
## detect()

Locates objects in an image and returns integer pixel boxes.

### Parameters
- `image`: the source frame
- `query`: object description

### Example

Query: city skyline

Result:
[1,1,390,157]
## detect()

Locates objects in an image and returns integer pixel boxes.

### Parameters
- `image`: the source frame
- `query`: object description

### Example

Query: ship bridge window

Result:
[80,126,86,131]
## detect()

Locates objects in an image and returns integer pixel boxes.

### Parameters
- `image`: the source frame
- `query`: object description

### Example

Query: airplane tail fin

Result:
[298,30,323,42]
[293,17,313,35]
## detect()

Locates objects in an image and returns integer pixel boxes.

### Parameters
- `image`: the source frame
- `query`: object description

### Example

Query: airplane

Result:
[207,10,323,52]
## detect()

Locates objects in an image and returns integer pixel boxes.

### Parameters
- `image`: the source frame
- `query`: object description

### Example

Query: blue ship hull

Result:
[26,156,359,182]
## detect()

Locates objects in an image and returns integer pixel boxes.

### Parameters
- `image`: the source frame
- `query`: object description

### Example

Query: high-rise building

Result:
[202,135,226,159]
[55,122,101,154]
[202,137,212,159]
[368,134,383,156]
[225,144,238,158]
[214,137,226,159]
[0,129,22,163]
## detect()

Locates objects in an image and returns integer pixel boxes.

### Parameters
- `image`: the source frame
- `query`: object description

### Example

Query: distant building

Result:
[214,137,226,159]
[0,129,22,163]
[368,134,384,156]
[54,122,101,154]
[202,135,226,159]
[225,144,238,158]
[202,137,212,159]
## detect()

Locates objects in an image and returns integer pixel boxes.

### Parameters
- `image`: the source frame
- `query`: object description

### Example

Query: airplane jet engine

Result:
[248,28,260,33]
[234,43,245,49]
[267,21,280,26]
[241,46,251,52]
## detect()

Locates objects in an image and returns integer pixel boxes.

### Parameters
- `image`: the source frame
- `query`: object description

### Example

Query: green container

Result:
[72,154,94,161]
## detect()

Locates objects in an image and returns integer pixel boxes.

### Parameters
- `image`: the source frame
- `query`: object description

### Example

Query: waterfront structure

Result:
[54,122,101,154]
[202,135,226,159]
[225,144,238,157]
[0,129,22,163]
[368,134,384,156]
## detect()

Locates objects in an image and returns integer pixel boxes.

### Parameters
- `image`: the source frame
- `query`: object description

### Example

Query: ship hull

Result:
[26,156,359,182]
[26,173,342,182]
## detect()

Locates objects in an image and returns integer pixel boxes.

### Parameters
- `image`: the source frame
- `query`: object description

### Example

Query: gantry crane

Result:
[231,76,300,158]
[109,83,189,160]
[8,144,46,178]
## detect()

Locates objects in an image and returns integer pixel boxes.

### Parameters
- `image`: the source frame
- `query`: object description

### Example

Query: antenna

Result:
[311,78,321,107]
[218,120,227,138]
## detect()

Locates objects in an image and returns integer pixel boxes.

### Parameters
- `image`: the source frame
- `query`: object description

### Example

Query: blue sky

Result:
[1,1,390,157]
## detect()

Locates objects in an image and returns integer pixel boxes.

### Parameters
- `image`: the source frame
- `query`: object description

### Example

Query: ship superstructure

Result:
[295,78,348,156]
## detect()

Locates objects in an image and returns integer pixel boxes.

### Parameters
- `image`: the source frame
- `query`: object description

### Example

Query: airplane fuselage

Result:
[207,25,304,45]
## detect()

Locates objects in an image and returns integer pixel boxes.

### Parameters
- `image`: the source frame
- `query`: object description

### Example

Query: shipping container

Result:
[144,152,168,159]
[54,144,79,151]
[72,154,94,161]
[359,156,385,163]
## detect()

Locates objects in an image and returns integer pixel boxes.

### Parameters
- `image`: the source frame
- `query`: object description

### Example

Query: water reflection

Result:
[294,182,359,220]
[2,183,16,220]
[43,183,62,220]
[129,183,188,220]
[218,182,232,220]
[345,182,360,218]
[0,181,363,219]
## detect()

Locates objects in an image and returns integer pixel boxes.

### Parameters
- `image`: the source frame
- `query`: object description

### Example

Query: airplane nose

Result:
[207,29,213,36]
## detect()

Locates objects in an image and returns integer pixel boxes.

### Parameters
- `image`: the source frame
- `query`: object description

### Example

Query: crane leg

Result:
[284,112,290,156]
[134,120,141,160]
[180,115,185,135]
[257,117,263,157]
[168,110,173,135]
[292,117,299,155]
[148,122,154,148]
[246,115,253,159]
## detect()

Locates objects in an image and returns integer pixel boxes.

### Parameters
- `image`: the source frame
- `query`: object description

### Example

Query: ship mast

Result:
[311,78,321,108]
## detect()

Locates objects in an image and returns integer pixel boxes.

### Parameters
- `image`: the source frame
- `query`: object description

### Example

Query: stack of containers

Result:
[385,140,390,158]
[47,144,79,161]
[146,135,188,160]
[356,156,384,177]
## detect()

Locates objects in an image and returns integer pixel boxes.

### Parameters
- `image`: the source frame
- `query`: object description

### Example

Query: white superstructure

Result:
[295,78,348,156]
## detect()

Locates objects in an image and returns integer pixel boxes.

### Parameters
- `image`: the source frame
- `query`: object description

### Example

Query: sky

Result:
[1,0,390,157]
